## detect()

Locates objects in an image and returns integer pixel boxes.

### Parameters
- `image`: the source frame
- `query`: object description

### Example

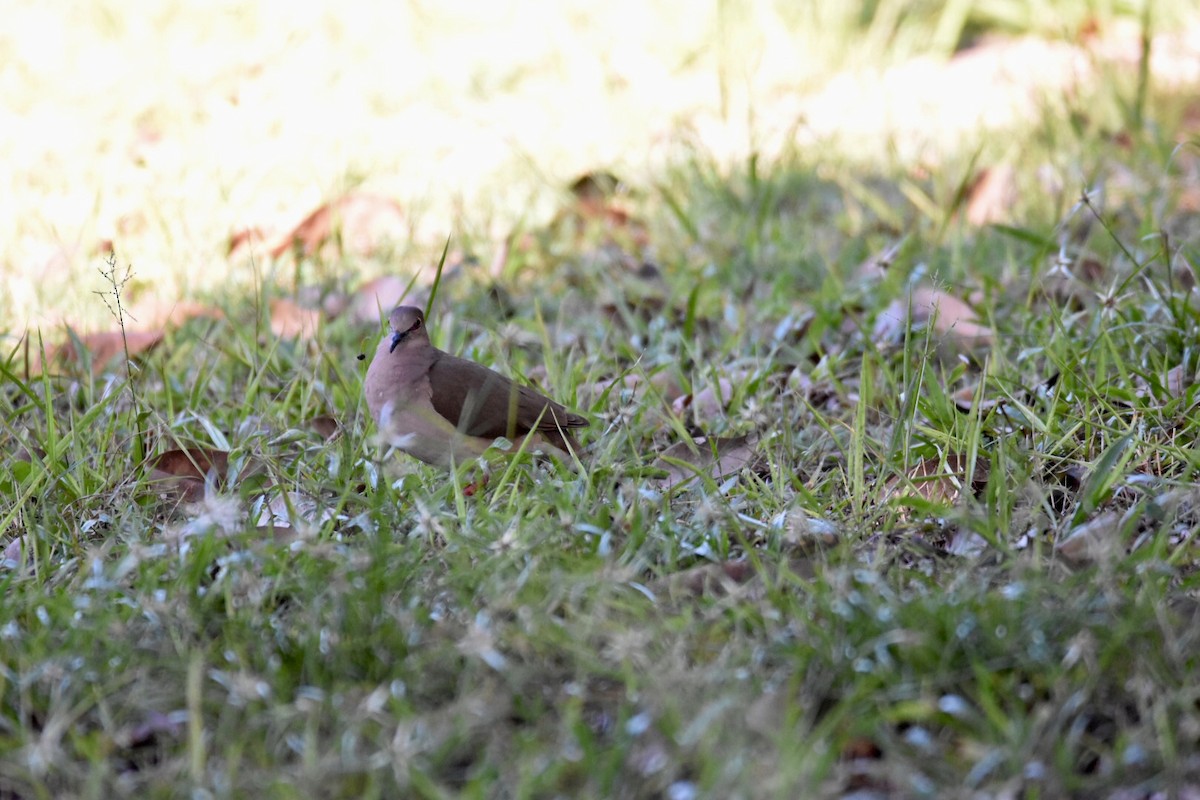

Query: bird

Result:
[364,305,588,469]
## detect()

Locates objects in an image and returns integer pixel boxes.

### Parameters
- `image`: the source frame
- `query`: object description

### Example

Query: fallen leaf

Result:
[581,371,685,406]
[653,434,761,491]
[666,559,756,598]
[488,234,511,279]
[884,453,988,506]
[341,275,416,326]
[654,558,803,604]
[30,329,165,376]
[254,490,332,531]
[570,170,621,204]
[950,383,1006,412]
[946,529,989,558]
[305,415,341,440]
[269,192,407,259]
[871,298,908,345]
[841,737,884,761]
[114,710,186,749]
[781,509,840,549]
[570,171,633,226]
[1135,364,1191,401]
[146,447,232,503]
[126,297,224,330]
[13,445,47,463]
[908,288,993,348]
[770,310,816,345]
[1174,254,1197,292]
[1056,511,1121,563]
[269,297,320,340]
[965,165,1018,226]
[671,377,735,423]
[226,226,270,257]
[561,171,648,247]
[2,536,26,569]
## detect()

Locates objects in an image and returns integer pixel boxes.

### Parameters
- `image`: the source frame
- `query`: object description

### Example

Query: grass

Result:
[4,2,1200,798]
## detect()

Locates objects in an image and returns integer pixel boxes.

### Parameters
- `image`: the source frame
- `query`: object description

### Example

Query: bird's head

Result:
[387,306,427,353]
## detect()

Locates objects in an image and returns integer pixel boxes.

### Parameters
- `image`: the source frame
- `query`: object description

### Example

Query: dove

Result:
[364,306,588,469]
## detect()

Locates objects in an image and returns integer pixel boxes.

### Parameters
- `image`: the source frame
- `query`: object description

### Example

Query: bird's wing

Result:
[427,354,587,440]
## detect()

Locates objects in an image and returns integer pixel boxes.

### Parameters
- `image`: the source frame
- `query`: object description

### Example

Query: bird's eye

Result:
[409,319,422,331]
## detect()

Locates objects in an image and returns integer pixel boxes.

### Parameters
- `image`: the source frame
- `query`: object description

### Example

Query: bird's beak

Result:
[389,331,405,353]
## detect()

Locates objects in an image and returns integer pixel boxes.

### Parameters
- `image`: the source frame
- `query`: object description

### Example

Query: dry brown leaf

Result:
[951,383,1005,412]
[227,193,407,261]
[870,298,907,346]
[599,295,668,326]
[1179,185,1200,213]
[1173,254,1197,292]
[841,737,884,761]
[269,297,320,340]
[570,172,639,222]
[30,329,165,376]
[2,536,26,568]
[1135,364,1191,401]
[1056,511,1121,564]
[570,171,621,204]
[782,509,840,550]
[255,490,332,531]
[746,689,786,735]
[306,415,341,440]
[660,559,757,599]
[947,529,990,558]
[127,297,224,330]
[226,226,269,257]
[908,288,993,348]
[146,447,232,503]
[653,433,761,491]
[965,165,1018,226]
[488,234,511,280]
[581,371,684,406]
[13,445,47,463]
[294,284,354,320]
[671,377,735,422]
[341,275,415,326]
[884,453,988,506]
[269,192,406,259]
[114,710,186,749]
[559,171,649,248]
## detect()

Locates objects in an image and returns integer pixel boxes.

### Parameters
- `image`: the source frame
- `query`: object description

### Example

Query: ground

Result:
[3,2,1200,798]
